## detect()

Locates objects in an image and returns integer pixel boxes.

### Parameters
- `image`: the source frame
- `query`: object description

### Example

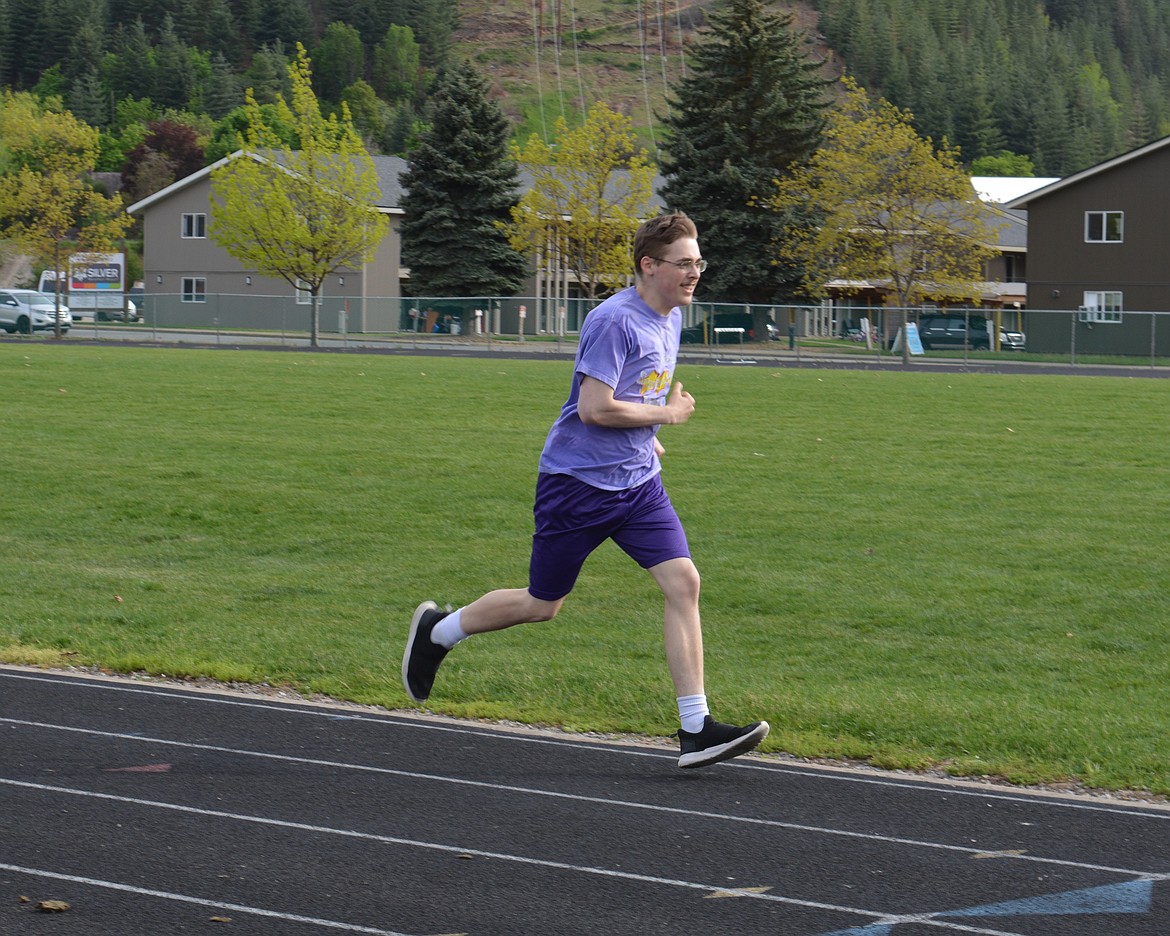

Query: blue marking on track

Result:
[941,879,1153,918]
[817,880,1154,934]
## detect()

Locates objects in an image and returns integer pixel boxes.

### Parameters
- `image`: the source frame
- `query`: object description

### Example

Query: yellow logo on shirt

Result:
[640,369,671,402]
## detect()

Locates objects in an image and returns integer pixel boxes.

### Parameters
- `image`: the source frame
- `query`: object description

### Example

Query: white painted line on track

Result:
[0,780,1052,935]
[2,720,1161,881]
[4,669,1168,821]
[0,862,415,935]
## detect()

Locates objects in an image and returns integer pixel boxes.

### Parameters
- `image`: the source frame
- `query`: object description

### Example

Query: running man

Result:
[403,212,769,769]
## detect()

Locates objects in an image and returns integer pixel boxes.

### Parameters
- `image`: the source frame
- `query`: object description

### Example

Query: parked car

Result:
[917,314,1025,351]
[680,312,780,344]
[997,324,1027,351]
[0,290,72,334]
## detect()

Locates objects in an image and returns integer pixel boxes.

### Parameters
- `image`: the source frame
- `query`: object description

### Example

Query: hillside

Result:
[448,0,1170,174]
[1,0,1168,176]
[449,0,829,154]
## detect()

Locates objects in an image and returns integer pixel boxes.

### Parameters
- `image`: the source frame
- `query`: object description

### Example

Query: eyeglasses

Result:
[648,256,707,273]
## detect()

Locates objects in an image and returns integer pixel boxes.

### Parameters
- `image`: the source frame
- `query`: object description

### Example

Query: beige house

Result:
[126,152,408,333]
[128,152,667,336]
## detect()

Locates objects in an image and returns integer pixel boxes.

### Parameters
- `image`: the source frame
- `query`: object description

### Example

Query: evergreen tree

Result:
[206,53,244,119]
[154,14,197,110]
[404,0,458,69]
[247,42,292,105]
[205,0,244,66]
[399,60,526,297]
[659,0,830,303]
[381,99,419,154]
[232,0,263,47]
[106,18,157,104]
[62,4,106,82]
[254,0,313,50]
[0,0,10,88]
[67,72,111,128]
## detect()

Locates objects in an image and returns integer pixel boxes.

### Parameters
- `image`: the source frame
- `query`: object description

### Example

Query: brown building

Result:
[1006,136,1170,356]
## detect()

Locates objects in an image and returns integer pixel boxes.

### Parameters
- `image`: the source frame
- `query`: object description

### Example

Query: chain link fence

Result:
[42,292,1170,366]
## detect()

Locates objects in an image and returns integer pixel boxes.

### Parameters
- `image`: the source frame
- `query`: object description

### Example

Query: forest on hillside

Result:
[1,0,1169,181]
[816,0,1170,174]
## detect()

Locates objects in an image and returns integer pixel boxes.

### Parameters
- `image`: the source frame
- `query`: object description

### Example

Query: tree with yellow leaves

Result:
[772,77,1000,361]
[210,44,388,347]
[510,102,656,301]
[0,91,132,337]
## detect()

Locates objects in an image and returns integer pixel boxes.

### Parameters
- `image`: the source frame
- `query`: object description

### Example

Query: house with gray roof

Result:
[126,152,410,333]
[126,151,667,336]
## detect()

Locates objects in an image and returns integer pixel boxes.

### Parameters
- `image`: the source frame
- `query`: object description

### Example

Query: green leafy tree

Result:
[0,91,132,336]
[510,101,655,300]
[659,0,829,304]
[971,152,1035,177]
[372,24,421,103]
[399,60,526,297]
[771,78,1000,363]
[210,44,389,346]
[313,22,365,104]
[205,100,298,162]
[340,79,385,144]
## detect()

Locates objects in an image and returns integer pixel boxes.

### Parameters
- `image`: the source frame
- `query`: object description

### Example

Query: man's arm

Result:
[577,375,695,428]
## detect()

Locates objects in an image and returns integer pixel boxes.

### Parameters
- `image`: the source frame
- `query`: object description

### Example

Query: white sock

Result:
[677,694,710,734]
[430,608,470,649]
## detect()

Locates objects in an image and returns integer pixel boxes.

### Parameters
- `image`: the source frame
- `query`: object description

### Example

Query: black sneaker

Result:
[677,716,770,769]
[401,601,451,703]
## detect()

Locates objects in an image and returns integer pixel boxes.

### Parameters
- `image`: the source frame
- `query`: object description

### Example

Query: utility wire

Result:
[568,0,587,118]
[532,0,548,142]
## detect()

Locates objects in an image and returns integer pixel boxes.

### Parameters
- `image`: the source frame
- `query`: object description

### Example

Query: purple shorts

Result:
[528,472,691,601]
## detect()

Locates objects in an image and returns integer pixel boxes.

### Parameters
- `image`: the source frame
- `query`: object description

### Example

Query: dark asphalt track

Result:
[3,666,1169,935]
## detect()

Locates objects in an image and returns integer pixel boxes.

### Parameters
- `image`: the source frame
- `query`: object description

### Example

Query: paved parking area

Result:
[3,666,1168,934]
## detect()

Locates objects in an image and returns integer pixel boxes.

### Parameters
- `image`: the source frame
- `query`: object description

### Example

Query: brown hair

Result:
[634,212,698,275]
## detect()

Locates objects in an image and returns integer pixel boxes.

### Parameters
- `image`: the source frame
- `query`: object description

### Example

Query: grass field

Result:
[2,343,1168,794]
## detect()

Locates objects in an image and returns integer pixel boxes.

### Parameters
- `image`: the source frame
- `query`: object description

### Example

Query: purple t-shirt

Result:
[538,286,680,491]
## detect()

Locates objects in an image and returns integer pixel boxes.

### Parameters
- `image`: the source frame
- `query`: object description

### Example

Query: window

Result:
[1084,211,1123,243]
[295,279,311,305]
[181,213,207,238]
[1003,254,1019,281]
[1079,291,1122,323]
[181,277,206,303]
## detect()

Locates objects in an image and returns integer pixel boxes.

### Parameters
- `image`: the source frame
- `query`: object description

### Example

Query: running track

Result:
[3,666,1168,934]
